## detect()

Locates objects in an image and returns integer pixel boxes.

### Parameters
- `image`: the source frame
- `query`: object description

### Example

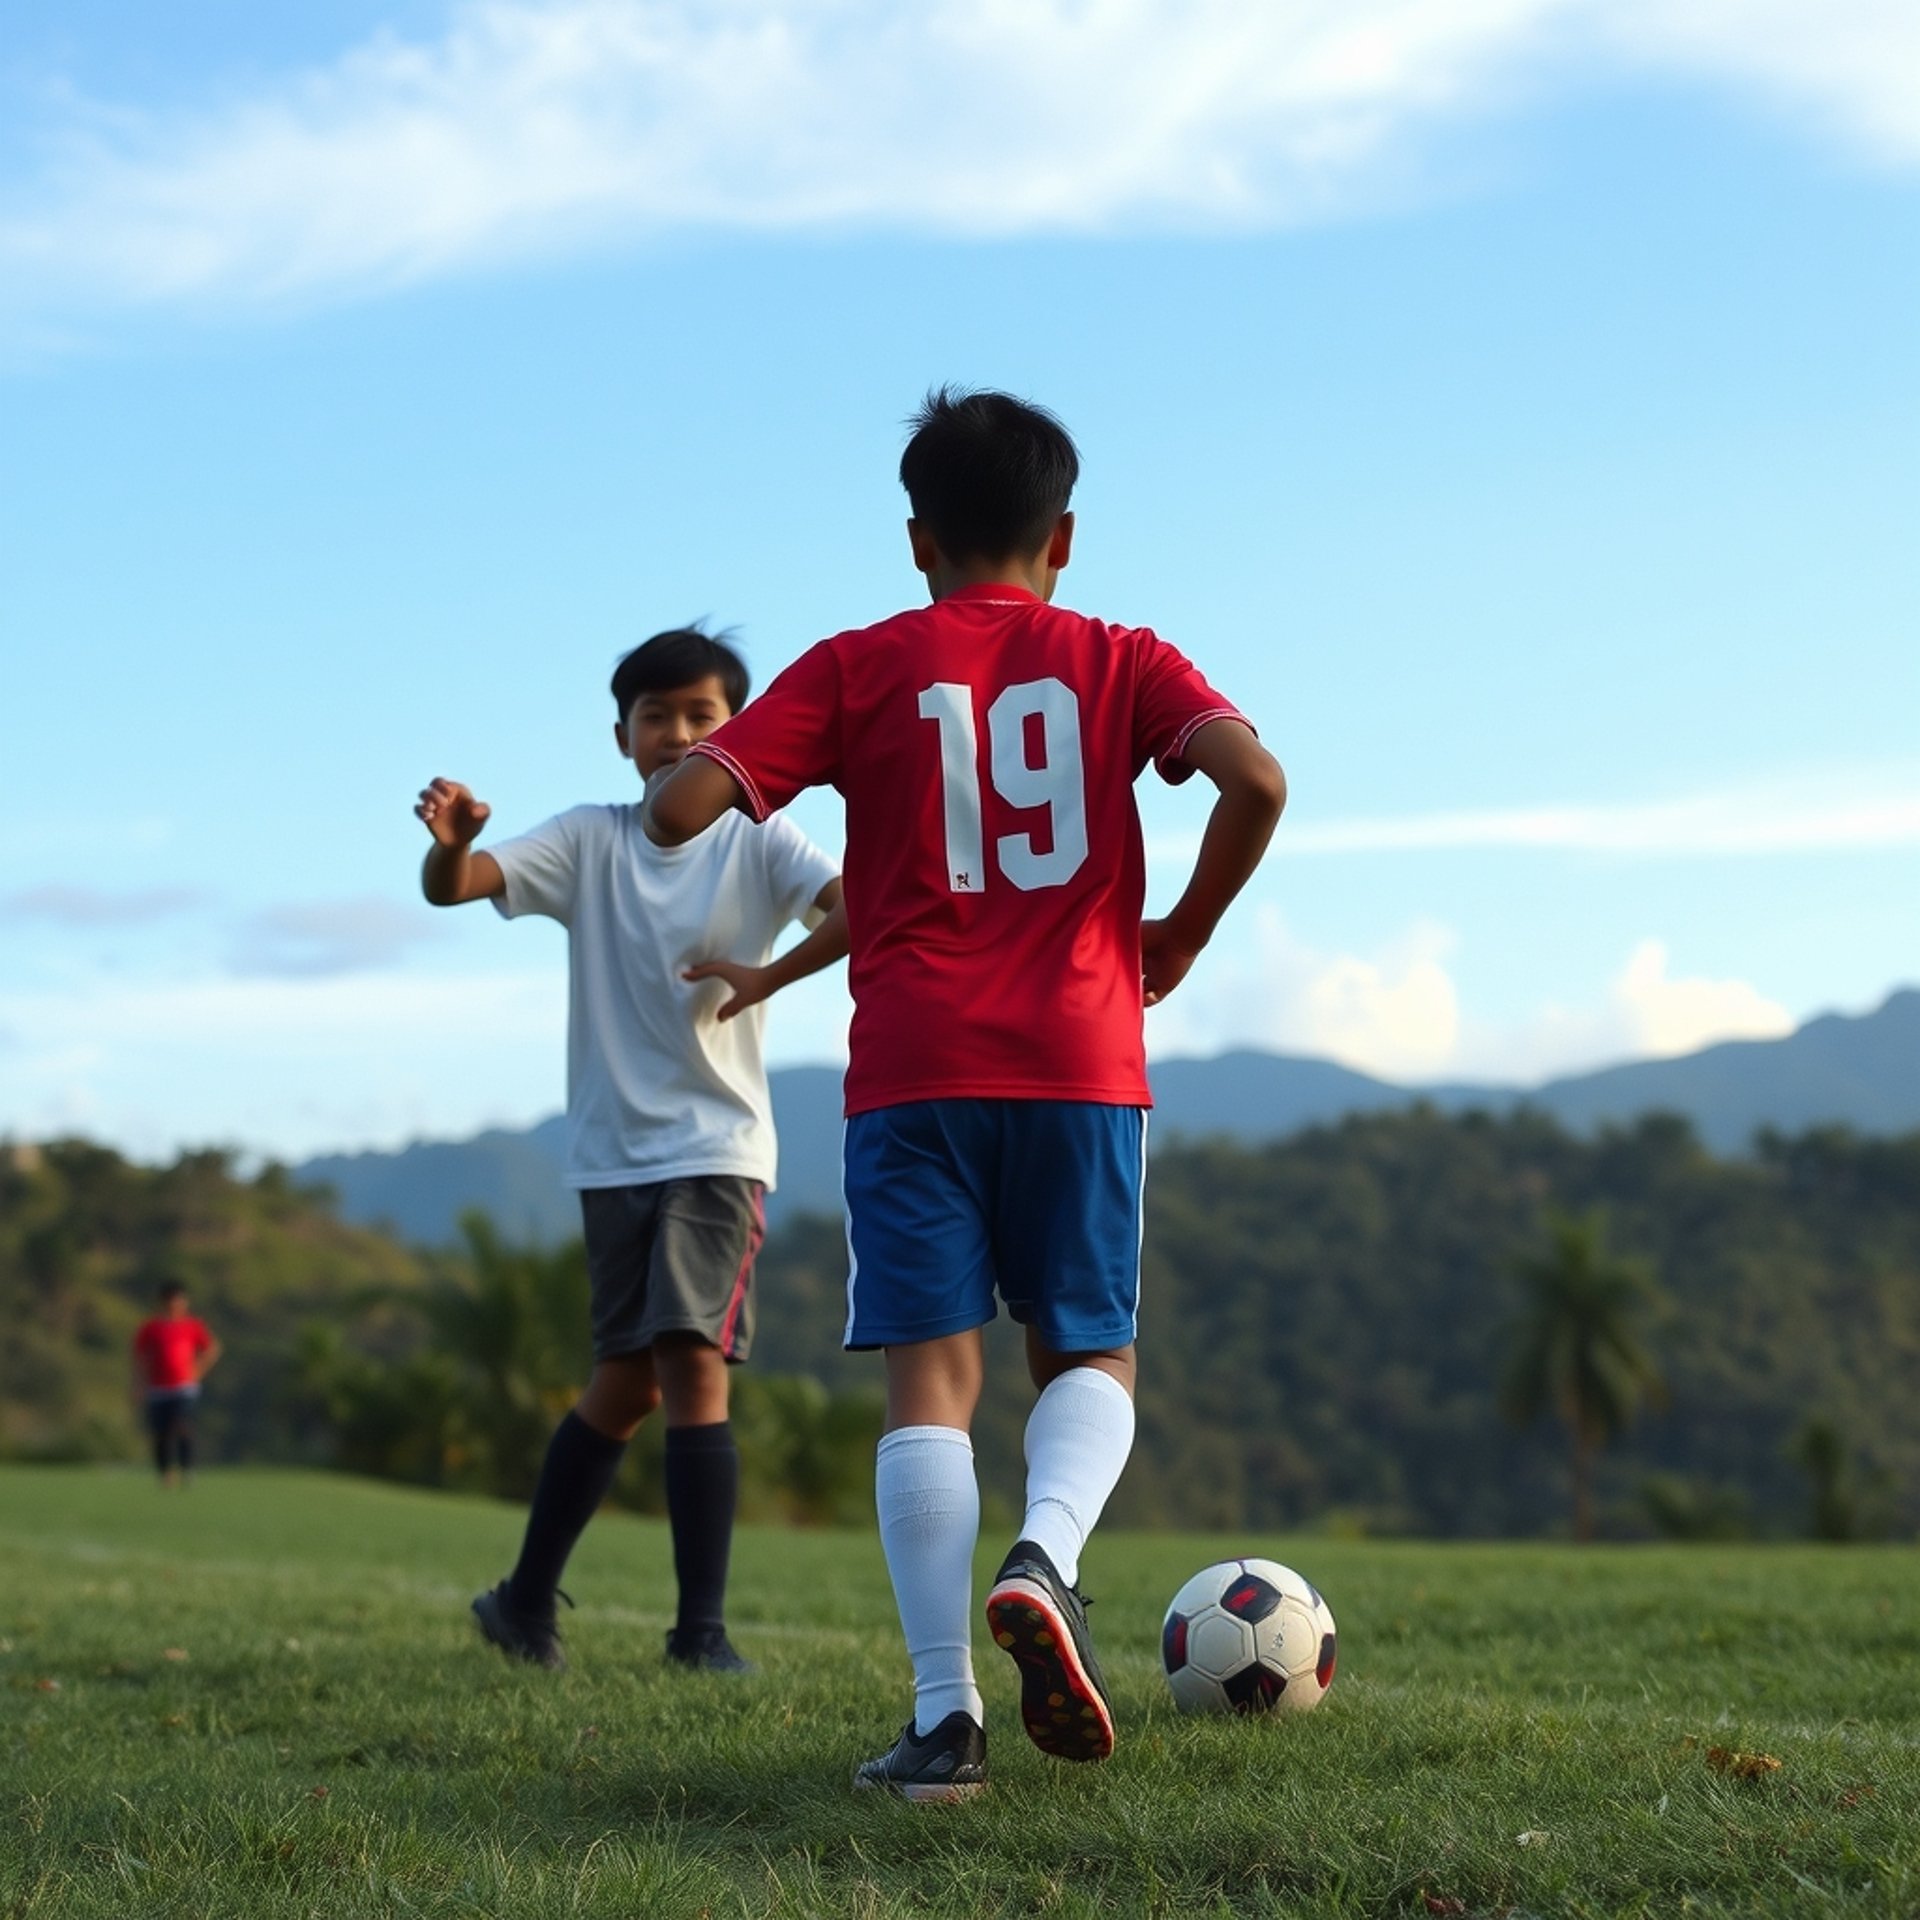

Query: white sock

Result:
[1019,1366,1136,1588]
[876,1425,983,1736]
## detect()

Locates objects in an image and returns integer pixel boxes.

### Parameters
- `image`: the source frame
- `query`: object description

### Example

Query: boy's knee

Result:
[653,1335,731,1426]
[579,1357,662,1438]
[1026,1335,1135,1396]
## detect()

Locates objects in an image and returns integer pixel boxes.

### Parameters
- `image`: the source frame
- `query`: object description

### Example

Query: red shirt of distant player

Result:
[693,585,1248,1114]
[133,1316,213,1391]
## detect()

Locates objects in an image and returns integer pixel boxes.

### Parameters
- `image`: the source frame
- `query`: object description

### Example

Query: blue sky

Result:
[2,1,1916,1162]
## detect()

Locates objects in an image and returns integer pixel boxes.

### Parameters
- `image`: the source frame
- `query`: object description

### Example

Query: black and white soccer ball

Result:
[1160,1558,1338,1715]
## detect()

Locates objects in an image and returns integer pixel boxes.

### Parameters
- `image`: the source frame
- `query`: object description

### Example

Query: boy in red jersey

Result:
[648,389,1285,1797]
[131,1281,221,1487]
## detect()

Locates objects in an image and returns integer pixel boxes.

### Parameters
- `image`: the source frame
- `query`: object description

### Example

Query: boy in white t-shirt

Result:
[415,627,846,1672]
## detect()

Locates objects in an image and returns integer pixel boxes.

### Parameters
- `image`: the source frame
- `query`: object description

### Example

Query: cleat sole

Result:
[984,1577,1115,1763]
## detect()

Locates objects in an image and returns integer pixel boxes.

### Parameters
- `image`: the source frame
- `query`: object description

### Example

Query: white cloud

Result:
[1143,769,1920,863]
[1446,937,1794,1079]
[1151,909,1792,1084]
[1149,907,1463,1078]
[3,0,1915,321]
[1608,936,1793,1058]
[0,885,209,927]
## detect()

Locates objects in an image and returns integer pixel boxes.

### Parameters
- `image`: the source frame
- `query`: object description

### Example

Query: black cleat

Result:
[985,1539,1115,1762]
[471,1581,568,1671]
[664,1627,756,1674]
[852,1710,987,1803]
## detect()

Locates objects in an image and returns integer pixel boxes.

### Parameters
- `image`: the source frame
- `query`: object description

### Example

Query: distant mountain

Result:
[295,989,1920,1246]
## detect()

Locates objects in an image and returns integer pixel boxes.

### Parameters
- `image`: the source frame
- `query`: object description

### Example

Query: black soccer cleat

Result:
[852,1710,987,1803]
[985,1539,1115,1762]
[664,1627,756,1675]
[471,1581,568,1671]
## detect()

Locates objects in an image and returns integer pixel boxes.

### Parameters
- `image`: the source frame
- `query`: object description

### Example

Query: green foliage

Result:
[1792,1417,1902,1544]
[1501,1207,1666,1540]
[5,1467,1920,1920]
[7,1117,1919,1539]
[0,1139,432,1466]
[1641,1472,1754,1541]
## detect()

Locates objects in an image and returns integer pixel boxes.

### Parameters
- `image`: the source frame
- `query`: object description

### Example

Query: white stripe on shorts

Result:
[840,1120,861,1348]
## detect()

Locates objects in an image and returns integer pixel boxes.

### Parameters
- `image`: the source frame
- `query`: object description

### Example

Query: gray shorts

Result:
[579,1177,764,1364]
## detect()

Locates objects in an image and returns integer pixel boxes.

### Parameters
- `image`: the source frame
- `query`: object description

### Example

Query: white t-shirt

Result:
[490,803,838,1191]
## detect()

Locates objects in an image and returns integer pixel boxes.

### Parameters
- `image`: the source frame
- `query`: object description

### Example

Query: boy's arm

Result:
[416,777,506,905]
[646,755,746,847]
[196,1332,224,1382]
[683,880,849,1022]
[1142,719,1286,1007]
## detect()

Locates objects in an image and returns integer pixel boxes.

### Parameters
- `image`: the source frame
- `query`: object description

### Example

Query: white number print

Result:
[918,677,1088,893]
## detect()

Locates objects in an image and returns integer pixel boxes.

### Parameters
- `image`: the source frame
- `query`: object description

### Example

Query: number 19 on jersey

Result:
[918,678,1089,894]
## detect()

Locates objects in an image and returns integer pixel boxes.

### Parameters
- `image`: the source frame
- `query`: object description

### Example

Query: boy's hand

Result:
[682,958,773,1022]
[415,778,492,847]
[1141,918,1202,1007]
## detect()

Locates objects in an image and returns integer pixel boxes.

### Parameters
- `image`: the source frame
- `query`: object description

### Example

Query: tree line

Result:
[2,1112,1914,1539]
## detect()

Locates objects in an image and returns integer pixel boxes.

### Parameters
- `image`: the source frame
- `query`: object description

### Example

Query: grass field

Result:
[2,1469,1915,1918]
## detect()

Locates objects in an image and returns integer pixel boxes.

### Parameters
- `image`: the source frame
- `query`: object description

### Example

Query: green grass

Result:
[2,1468,1915,1918]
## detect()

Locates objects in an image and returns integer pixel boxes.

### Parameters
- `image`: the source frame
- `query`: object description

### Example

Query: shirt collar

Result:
[939,582,1043,607]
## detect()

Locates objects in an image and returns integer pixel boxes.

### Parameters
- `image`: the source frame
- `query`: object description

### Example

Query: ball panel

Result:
[1222,1663,1287,1714]
[1263,1601,1321,1676]
[1167,1563,1236,1618]
[1220,1573,1283,1625]
[1161,1612,1189,1674]
[1166,1662,1230,1714]
[1189,1610,1255,1679]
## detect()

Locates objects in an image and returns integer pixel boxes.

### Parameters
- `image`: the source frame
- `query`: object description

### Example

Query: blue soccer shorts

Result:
[841,1099,1148,1352]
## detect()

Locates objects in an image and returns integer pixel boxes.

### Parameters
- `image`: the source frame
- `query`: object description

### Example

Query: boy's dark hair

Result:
[158,1280,187,1304]
[899,386,1080,564]
[610,626,749,718]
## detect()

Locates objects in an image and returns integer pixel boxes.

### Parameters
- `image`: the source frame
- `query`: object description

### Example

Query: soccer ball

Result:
[1160,1558,1338,1715]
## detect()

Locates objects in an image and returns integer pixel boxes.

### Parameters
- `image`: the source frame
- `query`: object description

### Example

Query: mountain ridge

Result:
[295,988,1920,1245]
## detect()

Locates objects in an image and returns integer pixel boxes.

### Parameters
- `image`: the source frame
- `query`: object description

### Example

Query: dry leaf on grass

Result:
[1707,1746,1782,1779]
[162,1648,189,1661]
[1421,1895,1467,1916]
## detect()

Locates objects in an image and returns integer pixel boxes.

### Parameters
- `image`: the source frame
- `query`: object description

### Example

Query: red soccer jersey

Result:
[133,1316,212,1390]
[693,585,1248,1115]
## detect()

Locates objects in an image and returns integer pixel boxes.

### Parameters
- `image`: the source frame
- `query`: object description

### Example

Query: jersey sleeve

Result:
[131,1323,152,1360]
[191,1320,213,1355]
[689,641,843,821]
[1132,631,1253,785]
[760,814,841,925]
[488,808,592,925]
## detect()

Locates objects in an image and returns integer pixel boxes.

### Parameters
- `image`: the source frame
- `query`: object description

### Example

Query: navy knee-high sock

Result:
[507,1411,629,1615]
[665,1421,738,1638]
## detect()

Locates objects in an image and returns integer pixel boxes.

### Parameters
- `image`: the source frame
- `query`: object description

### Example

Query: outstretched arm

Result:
[646,754,746,847]
[1142,720,1286,1006]
[415,777,505,905]
[683,880,850,1021]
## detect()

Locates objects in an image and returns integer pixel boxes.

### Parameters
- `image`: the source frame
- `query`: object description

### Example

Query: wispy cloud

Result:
[3,0,1914,323]
[1142,772,1920,864]
[1283,788,1920,857]
[229,895,446,977]
[0,965,565,1159]
[0,884,209,926]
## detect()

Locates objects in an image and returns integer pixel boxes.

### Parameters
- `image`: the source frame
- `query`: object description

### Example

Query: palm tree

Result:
[1501,1208,1664,1542]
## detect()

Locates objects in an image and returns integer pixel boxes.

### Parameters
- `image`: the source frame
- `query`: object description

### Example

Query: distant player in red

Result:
[648,389,1285,1797]
[131,1281,221,1487]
